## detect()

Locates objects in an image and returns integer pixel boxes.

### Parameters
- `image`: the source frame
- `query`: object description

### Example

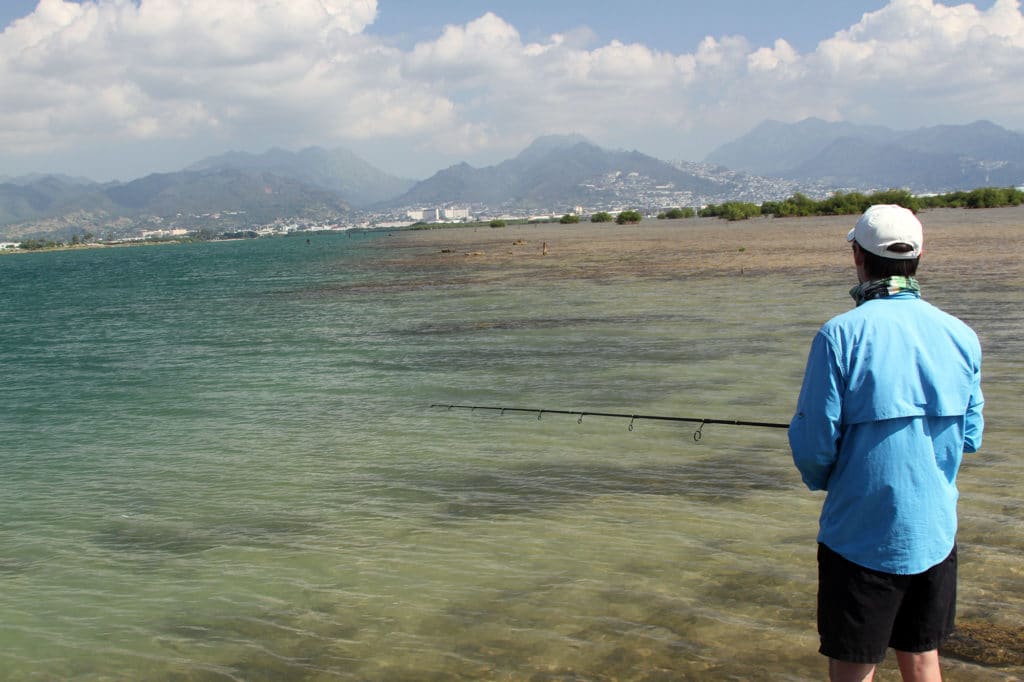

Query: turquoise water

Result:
[1,231,1020,680]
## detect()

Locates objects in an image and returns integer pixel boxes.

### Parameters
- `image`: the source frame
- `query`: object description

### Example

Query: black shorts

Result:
[817,543,957,664]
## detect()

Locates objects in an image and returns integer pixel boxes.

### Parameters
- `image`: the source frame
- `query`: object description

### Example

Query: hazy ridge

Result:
[3,119,1023,241]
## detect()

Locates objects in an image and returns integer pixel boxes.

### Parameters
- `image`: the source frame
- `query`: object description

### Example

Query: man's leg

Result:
[818,545,895,670]
[829,658,876,681]
[889,548,956,682]
[895,649,942,682]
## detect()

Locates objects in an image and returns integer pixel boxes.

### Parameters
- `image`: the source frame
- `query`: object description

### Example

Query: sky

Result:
[1,0,1021,182]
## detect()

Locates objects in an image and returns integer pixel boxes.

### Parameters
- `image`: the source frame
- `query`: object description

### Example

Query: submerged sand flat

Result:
[375,205,1024,676]
[2,207,1020,680]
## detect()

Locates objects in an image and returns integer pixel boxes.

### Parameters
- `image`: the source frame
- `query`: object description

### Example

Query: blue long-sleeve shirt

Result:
[789,291,984,574]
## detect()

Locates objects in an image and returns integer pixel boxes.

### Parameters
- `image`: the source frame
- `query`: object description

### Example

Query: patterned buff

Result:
[849,276,921,306]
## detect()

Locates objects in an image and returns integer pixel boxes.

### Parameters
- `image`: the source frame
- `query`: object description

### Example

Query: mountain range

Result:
[387,134,724,209]
[186,147,415,207]
[0,168,353,241]
[706,118,1024,190]
[2,119,1023,241]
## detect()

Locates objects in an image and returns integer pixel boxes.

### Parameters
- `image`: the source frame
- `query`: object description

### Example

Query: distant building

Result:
[140,228,190,239]
[442,207,469,220]
[407,207,469,222]
[407,208,441,221]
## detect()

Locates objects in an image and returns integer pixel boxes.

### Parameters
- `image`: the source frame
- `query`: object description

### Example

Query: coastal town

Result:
[0,161,841,251]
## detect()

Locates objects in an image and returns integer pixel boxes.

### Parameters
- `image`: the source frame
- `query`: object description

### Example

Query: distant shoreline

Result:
[0,239,190,256]
[5,205,1021,263]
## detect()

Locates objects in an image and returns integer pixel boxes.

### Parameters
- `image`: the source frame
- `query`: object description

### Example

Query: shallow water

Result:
[0,225,1020,680]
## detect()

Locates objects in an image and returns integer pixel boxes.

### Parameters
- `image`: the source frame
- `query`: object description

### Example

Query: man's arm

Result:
[964,357,984,453]
[789,331,844,490]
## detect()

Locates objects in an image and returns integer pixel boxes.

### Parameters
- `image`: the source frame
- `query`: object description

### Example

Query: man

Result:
[789,204,984,682]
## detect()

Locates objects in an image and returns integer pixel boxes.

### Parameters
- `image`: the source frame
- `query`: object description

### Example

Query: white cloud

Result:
[406,12,523,80]
[808,0,1024,124]
[0,0,453,159]
[1,0,1023,178]
[748,39,800,73]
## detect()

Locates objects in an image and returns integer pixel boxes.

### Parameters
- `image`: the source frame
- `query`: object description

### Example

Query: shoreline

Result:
[6,204,1021,260]
[0,239,193,255]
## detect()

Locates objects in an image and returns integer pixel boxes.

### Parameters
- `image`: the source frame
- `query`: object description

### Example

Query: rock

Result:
[942,620,1024,667]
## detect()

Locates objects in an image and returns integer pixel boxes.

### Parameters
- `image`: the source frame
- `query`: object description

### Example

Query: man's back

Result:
[790,291,983,573]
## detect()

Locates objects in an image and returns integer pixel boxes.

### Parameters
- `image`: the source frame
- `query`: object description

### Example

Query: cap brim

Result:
[846,227,856,243]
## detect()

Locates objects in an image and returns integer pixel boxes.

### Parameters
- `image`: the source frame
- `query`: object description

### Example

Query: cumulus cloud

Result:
[748,39,800,73]
[1,0,1023,178]
[406,12,523,80]
[808,0,1024,124]
[0,0,447,157]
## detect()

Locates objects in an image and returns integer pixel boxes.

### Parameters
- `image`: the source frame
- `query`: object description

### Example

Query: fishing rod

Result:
[430,403,790,441]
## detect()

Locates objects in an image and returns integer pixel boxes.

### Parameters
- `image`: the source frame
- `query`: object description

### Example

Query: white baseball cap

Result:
[847,204,923,259]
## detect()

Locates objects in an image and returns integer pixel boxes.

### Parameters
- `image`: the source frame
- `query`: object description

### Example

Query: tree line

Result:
[697,186,1024,221]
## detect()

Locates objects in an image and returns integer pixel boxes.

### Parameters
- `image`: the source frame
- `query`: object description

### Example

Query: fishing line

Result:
[430,403,789,441]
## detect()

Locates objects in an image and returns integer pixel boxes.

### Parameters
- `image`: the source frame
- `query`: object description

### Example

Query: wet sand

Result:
[381,205,1024,285]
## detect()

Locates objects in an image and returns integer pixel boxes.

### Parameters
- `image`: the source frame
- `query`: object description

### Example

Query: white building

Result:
[407,207,470,222]
[407,208,442,222]
[442,207,470,220]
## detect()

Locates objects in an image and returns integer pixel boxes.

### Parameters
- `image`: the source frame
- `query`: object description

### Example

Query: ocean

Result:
[1,224,1020,680]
